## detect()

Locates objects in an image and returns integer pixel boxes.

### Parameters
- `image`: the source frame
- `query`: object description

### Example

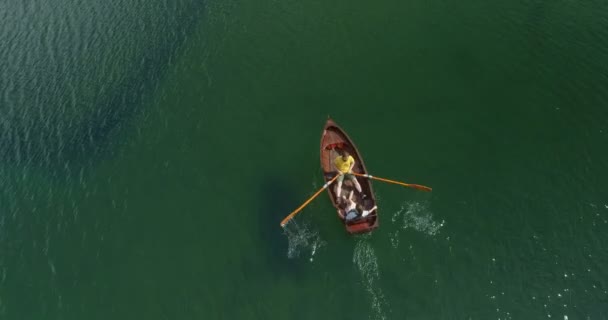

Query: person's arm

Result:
[348,157,355,173]
[361,205,378,217]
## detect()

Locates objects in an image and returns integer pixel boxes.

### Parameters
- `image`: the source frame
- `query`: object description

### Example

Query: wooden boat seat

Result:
[324,142,346,150]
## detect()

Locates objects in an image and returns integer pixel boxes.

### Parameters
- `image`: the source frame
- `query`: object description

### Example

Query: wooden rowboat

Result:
[320,118,379,234]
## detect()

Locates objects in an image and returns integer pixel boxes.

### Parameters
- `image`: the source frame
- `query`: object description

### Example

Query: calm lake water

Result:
[1,0,608,319]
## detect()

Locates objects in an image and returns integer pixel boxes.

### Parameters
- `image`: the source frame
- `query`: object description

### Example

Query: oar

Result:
[352,172,432,192]
[280,174,340,227]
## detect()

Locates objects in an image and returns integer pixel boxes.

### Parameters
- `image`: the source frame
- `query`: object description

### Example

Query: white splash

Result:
[353,239,389,320]
[283,221,325,262]
[390,201,445,248]
[389,230,399,249]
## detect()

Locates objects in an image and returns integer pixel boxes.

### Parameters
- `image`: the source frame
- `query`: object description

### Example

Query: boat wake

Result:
[283,221,325,262]
[353,237,389,320]
[389,200,445,248]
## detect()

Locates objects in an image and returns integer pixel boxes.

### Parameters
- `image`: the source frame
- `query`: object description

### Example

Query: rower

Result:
[333,149,363,197]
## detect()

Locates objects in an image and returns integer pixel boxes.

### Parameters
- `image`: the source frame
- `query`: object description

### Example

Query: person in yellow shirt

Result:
[333,150,362,198]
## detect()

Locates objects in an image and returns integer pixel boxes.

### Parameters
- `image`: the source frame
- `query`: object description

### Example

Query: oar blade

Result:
[409,184,432,192]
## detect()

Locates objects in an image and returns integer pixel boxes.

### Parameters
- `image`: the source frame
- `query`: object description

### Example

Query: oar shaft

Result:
[352,172,432,192]
[280,175,339,227]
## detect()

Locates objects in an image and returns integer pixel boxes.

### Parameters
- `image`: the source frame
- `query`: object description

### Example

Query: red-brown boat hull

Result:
[320,118,378,234]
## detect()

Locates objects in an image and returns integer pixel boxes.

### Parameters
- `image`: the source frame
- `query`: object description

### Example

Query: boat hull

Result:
[320,118,378,234]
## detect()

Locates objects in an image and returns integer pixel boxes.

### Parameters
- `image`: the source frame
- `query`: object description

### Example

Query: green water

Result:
[2,0,608,318]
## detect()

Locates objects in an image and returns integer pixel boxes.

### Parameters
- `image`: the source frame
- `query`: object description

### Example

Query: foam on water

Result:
[282,220,325,262]
[389,200,444,248]
[482,202,608,319]
[353,238,389,320]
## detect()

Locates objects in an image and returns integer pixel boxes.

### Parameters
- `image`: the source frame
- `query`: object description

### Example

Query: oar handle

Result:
[280,174,339,227]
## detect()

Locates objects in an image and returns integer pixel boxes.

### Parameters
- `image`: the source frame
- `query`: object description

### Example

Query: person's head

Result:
[339,149,350,161]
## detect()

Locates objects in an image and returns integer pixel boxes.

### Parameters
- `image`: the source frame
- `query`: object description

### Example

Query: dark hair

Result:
[338,149,350,157]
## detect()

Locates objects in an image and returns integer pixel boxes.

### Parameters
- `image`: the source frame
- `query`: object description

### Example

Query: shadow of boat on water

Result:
[251,176,310,275]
